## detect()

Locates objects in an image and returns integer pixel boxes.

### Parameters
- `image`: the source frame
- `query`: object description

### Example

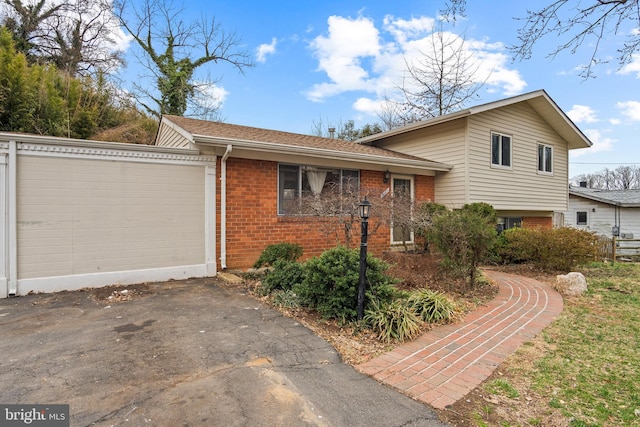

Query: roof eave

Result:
[569,190,640,207]
[192,134,453,172]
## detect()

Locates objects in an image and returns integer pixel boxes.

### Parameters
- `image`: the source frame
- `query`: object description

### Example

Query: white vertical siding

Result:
[467,103,569,211]
[17,156,205,279]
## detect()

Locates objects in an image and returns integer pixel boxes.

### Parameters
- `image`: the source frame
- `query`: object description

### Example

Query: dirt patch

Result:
[89,282,156,303]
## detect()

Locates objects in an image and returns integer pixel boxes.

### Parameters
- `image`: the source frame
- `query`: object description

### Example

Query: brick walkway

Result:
[356,270,564,409]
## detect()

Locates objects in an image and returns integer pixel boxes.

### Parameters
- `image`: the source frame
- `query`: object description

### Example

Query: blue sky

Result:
[116,0,640,179]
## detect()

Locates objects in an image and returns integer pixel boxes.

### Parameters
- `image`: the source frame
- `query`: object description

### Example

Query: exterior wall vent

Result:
[620,232,634,239]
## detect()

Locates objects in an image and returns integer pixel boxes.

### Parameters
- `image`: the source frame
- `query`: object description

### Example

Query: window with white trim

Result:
[278,164,359,215]
[538,143,553,173]
[491,132,512,168]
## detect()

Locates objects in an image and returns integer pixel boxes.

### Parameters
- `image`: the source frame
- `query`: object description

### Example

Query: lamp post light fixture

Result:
[357,197,372,321]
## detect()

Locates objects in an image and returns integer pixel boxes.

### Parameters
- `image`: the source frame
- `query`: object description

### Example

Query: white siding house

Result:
[566,187,640,239]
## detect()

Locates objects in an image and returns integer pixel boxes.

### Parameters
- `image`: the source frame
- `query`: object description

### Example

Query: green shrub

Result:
[407,288,457,323]
[364,299,422,342]
[429,205,498,291]
[497,227,599,271]
[253,242,303,268]
[294,246,398,323]
[261,259,306,295]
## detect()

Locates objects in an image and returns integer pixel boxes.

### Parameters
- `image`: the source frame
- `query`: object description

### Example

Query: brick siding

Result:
[523,216,553,229]
[217,158,435,270]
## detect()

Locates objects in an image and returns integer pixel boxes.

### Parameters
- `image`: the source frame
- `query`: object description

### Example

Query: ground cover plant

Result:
[440,262,640,426]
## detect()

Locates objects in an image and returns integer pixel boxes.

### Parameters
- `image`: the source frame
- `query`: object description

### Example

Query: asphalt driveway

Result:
[0,278,447,426]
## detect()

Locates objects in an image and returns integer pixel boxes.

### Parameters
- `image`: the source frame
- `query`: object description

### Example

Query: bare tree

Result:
[310,117,382,140]
[571,165,640,189]
[442,0,640,78]
[114,0,253,117]
[381,25,485,128]
[2,0,125,75]
[1,0,63,62]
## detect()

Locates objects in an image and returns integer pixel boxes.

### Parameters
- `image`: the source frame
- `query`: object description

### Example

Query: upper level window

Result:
[278,164,360,215]
[491,132,512,168]
[538,143,553,173]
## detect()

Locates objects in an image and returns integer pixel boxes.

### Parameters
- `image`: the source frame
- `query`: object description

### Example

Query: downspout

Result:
[220,144,232,270]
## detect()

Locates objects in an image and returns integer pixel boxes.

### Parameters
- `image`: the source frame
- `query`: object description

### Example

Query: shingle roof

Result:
[163,115,441,163]
[569,187,640,207]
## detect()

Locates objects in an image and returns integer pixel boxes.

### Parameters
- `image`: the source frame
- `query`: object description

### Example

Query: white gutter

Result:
[220,144,232,269]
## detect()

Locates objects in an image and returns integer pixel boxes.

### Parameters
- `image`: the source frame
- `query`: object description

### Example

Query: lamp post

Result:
[357,197,372,321]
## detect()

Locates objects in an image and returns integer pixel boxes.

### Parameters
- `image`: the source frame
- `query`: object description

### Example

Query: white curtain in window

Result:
[306,170,327,195]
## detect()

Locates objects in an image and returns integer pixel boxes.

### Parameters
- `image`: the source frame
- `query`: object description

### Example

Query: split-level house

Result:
[155,89,592,271]
[0,89,591,297]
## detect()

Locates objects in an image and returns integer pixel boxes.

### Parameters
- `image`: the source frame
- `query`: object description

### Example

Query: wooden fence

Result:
[598,237,640,262]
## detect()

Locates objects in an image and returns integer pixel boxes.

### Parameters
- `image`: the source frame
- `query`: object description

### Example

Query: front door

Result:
[391,177,413,244]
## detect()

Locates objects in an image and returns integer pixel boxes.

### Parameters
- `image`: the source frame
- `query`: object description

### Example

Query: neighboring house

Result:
[0,89,591,297]
[566,186,640,239]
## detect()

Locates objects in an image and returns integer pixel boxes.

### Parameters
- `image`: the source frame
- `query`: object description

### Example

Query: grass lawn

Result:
[477,263,640,426]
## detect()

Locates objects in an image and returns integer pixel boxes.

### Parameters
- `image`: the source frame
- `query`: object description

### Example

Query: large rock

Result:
[555,272,588,296]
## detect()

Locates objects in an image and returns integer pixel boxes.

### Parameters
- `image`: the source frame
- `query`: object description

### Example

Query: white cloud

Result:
[306,15,382,101]
[383,15,435,45]
[305,14,527,104]
[609,118,622,125]
[567,105,598,123]
[192,82,229,110]
[570,128,615,157]
[617,100,640,121]
[618,54,640,78]
[352,97,385,115]
[256,38,277,63]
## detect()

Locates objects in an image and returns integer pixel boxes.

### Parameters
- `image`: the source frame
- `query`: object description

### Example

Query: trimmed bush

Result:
[261,259,306,295]
[407,289,457,323]
[294,246,398,323]
[497,227,599,271]
[364,299,422,343]
[253,242,303,268]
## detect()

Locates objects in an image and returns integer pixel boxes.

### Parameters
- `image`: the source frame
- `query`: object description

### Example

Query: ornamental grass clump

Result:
[407,288,457,323]
[364,299,422,343]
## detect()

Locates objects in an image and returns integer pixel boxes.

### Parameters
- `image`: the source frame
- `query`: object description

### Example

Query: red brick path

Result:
[356,270,563,409]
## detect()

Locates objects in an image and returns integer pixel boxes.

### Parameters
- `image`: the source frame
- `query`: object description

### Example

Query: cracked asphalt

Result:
[0,278,448,426]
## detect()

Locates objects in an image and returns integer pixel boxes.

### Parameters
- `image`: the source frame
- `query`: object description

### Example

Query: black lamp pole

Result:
[357,197,371,321]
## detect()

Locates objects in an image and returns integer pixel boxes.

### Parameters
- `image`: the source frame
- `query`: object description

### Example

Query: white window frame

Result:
[390,175,415,245]
[491,132,512,169]
[537,143,553,174]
